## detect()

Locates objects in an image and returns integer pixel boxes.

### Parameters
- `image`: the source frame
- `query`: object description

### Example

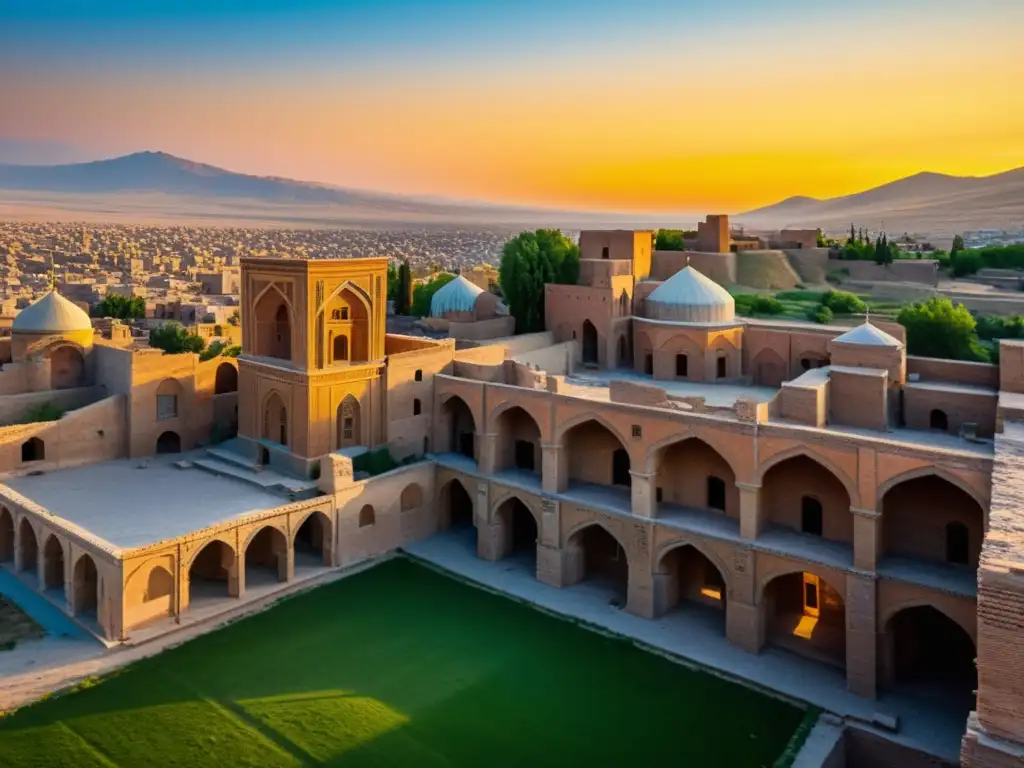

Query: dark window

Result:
[601,246,610,259]
[801,358,811,370]
[644,354,653,375]
[514,440,535,471]
[459,431,475,460]
[21,437,45,463]
[331,309,340,320]
[413,398,421,416]
[341,307,349,320]
[804,580,819,610]
[612,448,631,487]
[675,354,688,377]
[656,487,663,503]
[930,409,948,431]
[414,369,423,382]
[707,476,726,511]
[946,522,969,564]
[423,436,430,454]
[801,497,823,536]
[717,356,727,379]
[631,425,642,438]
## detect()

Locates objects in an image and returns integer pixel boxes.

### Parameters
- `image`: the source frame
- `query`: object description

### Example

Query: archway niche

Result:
[294,511,332,567]
[563,420,630,492]
[441,396,476,459]
[763,571,846,669]
[245,527,289,586]
[439,479,474,531]
[263,391,288,447]
[333,334,349,363]
[0,507,13,563]
[929,409,948,431]
[883,605,976,708]
[254,290,292,360]
[337,395,361,449]
[146,565,174,602]
[494,497,538,565]
[73,554,99,617]
[325,286,370,363]
[617,335,629,368]
[400,483,423,512]
[214,362,238,395]
[753,348,787,387]
[762,455,851,544]
[21,437,44,463]
[581,320,599,366]
[881,475,984,567]
[564,524,629,608]
[655,544,727,631]
[654,438,737,517]
[156,431,181,455]
[50,345,85,390]
[494,406,541,475]
[188,540,236,603]
[359,505,375,528]
[42,535,65,593]
[17,518,38,576]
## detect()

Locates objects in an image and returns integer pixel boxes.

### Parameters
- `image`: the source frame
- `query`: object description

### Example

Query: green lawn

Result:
[0,559,806,767]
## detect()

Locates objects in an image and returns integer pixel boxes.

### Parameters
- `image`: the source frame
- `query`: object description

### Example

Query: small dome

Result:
[12,290,93,334]
[646,266,735,323]
[430,275,484,317]
[833,322,902,347]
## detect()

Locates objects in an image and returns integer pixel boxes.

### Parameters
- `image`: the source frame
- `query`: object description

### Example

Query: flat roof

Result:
[564,369,779,408]
[3,455,285,552]
[905,380,997,397]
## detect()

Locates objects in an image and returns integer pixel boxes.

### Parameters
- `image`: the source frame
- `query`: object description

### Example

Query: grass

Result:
[0,559,804,767]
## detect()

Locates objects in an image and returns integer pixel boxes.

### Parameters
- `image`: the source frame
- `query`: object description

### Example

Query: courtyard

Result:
[0,558,806,767]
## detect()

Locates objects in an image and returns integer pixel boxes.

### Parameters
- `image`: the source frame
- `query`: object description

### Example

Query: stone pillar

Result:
[625,521,655,619]
[471,481,490,561]
[541,443,566,493]
[629,470,658,518]
[738,483,763,540]
[539,498,560,549]
[279,544,295,582]
[478,432,498,474]
[536,543,564,587]
[12,518,23,572]
[845,573,877,699]
[64,545,76,613]
[726,548,763,652]
[476,522,504,561]
[851,508,880,572]
[228,547,243,598]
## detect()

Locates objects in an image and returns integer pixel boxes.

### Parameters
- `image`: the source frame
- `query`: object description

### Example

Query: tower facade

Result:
[236,257,389,477]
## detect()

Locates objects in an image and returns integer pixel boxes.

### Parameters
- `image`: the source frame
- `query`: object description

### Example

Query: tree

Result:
[898,297,987,362]
[149,322,206,355]
[848,223,856,246]
[411,273,457,317]
[93,294,145,320]
[227,309,240,327]
[386,262,400,304]
[397,259,412,315]
[499,229,580,334]
[951,234,965,256]
[654,229,685,251]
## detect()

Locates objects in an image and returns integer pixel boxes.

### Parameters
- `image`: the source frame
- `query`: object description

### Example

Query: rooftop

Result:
[2,454,285,552]
[563,369,778,408]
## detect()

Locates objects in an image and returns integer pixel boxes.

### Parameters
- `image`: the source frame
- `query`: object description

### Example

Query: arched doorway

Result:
[565,524,629,608]
[762,572,846,668]
[753,348,787,387]
[336,395,361,449]
[762,456,852,543]
[442,396,476,459]
[214,362,238,394]
[73,554,99,618]
[333,334,349,362]
[494,406,541,475]
[50,345,85,390]
[881,475,984,567]
[440,479,474,531]
[156,431,181,455]
[17,518,38,577]
[42,535,65,593]
[494,497,538,565]
[654,438,737,517]
[655,545,727,631]
[254,290,292,360]
[21,437,45,463]
[582,320,599,366]
[245,527,289,586]
[0,507,13,563]
[563,419,631,499]
[929,409,948,431]
[294,511,331,567]
[262,391,288,447]
[884,605,976,708]
[188,540,236,604]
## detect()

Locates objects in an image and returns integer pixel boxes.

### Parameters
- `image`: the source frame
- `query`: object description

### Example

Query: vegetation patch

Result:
[17,401,66,425]
[0,559,804,767]
[0,596,45,651]
[351,447,422,477]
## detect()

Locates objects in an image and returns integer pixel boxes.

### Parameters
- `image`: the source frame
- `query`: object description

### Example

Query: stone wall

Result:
[0,386,104,426]
[826,259,939,286]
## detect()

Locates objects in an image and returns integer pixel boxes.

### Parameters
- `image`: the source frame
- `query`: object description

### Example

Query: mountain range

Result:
[0,151,1021,238]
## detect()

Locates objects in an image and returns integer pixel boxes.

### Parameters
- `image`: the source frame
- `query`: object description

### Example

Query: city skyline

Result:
[2,0,1023,214]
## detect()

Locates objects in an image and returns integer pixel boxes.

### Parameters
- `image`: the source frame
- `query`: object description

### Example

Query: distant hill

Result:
[736,167,1024,243]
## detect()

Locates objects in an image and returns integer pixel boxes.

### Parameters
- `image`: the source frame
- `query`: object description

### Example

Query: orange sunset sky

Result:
[1,0,1022,213]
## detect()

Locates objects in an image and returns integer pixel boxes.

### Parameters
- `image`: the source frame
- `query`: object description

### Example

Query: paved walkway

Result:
[403,530,968,763]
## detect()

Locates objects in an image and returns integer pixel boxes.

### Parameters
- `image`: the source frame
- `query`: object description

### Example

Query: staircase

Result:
[185,438,321,501]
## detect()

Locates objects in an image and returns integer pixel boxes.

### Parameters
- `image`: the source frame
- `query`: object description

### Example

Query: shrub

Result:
[19,401,66,424]
[825,269,848,284]
[950,250,983,277]
[807,306,834,324]
[821,290,867,315]
[776,290,826,303]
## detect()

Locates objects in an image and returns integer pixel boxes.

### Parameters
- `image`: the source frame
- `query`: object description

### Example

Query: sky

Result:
[1,0,1022,214]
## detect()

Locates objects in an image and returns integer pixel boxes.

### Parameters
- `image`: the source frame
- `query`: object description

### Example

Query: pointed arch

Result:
[757,446,859,508]
[262,390,289,446]
[877,466,986,512]
[655,537,732,598]
[555,411,633,455]
[252,282,294,360]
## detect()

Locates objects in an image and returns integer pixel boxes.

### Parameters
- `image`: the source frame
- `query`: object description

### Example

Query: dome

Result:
[833,322,902,347]
[12,290,94,334]
[430,275,484,317]
[646,266,735,323]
